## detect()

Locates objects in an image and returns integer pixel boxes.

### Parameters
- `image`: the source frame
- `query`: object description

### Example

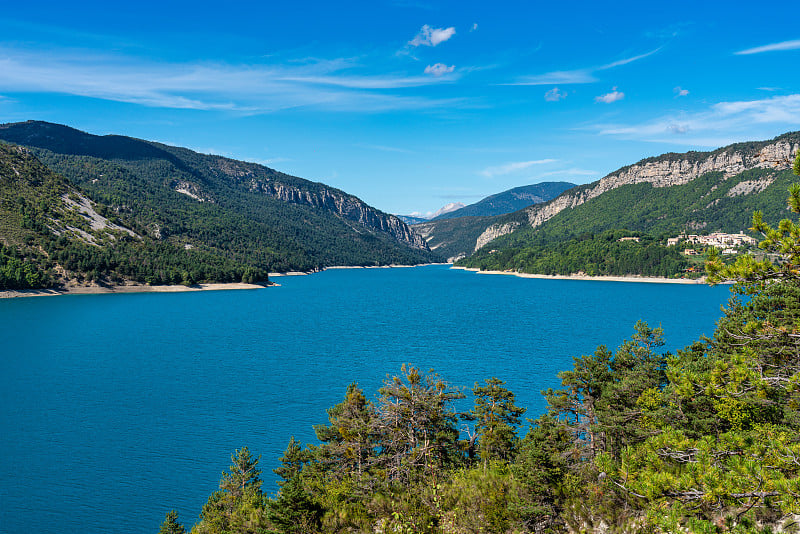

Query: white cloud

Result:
[0,46,467,114]
[544,87,567,101]
[598,49,661,70]
[735,39,800,55]
[667,124,690,134]
[424,63,455,76]
[509,48,659,86]
[471,23,478,32]
[595,87,624,103]
[480,159,557,178]
[674,86,689,97]
[511,69,597,86]
[409,25,456,47]
[595,94,800,146]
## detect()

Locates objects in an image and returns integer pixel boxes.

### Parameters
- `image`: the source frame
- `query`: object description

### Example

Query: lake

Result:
[0,265,731,533]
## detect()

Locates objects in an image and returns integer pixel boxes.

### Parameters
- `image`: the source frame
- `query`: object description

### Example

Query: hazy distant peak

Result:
[430,202,466,218]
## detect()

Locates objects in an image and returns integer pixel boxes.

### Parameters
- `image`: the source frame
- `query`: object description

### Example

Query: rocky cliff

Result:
[525,134,800,229]
[207,158,429,250]
[463,133,800,253]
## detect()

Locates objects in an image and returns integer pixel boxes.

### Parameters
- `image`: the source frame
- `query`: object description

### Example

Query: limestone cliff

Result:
[524,134,800,229]
[209,159,429,250]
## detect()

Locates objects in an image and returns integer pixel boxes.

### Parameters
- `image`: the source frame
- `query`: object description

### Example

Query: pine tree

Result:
[158,510,186,534]
[472,377,525,465]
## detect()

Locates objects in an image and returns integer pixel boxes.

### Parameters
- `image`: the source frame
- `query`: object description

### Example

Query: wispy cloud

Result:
[356,143,413,153]
[509,48,659,86]
[594,94,800,146]
[735,39,800,55]
[480,159,557,178]
[510,70,597,86]
[544,87,567,101]
[0,46,466,113]
[408,25,456,47]
[598,49,660,70]
[595,87,624,103]
[674,86,689,97]
[424,63,455,76]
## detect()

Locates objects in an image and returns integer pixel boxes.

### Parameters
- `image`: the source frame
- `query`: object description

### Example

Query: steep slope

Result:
[413,213,523,262]
[0,143,264,288]
[411,183,575,262]
[432,182,575,220]
[458,132,800,273]
[0,121,436,271]
[477,132,799,248]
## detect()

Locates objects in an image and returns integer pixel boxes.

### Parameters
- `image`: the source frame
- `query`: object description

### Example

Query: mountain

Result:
[410,182,576,261]
[431,182,575,220]
[429,202,466,219]
[0,143,270,289]
[0,121,438,278]
[397,202,465,225]
[457,132,800,273]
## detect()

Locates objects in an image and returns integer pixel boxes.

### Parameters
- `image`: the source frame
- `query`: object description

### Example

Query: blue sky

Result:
[1,1,799,216]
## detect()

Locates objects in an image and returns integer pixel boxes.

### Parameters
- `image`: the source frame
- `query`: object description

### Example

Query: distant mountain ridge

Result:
[0,121,438,278]
[456,131,800,272]
[414,132,800,263]
[432,182,575,220]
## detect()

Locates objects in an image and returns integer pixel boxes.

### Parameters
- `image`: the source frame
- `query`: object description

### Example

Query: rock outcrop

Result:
[475,222,520,252]
[208,159,429,250]
[525,135,800,229]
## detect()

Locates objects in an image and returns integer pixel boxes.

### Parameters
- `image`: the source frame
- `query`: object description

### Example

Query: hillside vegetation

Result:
[0,121,438,278]
[0,144,264,289]
[454,133,800,276]
[159,164,800,534]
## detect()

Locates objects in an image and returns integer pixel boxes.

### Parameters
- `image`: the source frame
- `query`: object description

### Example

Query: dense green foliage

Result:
[0,121,438,274]
[431,182,576,220]
[0,243,49,289]
[460,229,691,277]
[162,157,800,533]
[0,143,267,287]
[491,167,796,253]
[425,132,798,267]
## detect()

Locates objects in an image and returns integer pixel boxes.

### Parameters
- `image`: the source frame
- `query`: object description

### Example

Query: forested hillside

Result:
[464,229,691,277]
[0,121,438,275]
[0,144,264,289]
[158,161,800,533]
[454,133,800,275]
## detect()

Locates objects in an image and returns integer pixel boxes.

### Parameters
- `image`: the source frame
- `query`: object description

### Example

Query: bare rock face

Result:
[208,159,429,251]
[525,137,800,229]
[475,222,520,252]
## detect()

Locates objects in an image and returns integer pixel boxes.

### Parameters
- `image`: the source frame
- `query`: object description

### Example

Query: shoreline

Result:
[269,263,450,277]
[0,263,449,299]
[450,265,709,285]
[0,282,272,299]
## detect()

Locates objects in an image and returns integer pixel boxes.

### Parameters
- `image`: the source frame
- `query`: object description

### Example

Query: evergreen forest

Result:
[158,154,800,533]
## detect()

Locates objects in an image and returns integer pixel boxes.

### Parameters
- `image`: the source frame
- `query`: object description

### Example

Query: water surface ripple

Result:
[0,266,730,533]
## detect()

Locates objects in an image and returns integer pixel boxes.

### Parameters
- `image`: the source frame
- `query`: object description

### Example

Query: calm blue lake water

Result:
[0,265,730,533]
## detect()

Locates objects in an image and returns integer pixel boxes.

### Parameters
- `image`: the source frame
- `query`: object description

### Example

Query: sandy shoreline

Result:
[0,282,271,299]
[0,263,450,298]
[450,266,709,285]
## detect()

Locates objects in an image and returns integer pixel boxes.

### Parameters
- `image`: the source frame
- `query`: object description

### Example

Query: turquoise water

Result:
[0,265,730,533]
